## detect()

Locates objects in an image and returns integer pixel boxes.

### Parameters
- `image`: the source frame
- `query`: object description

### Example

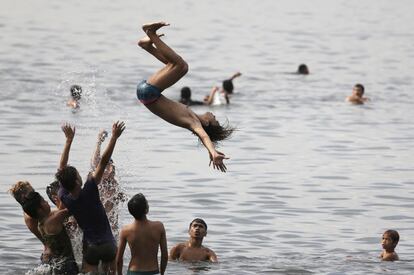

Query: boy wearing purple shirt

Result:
[56,121,125,274]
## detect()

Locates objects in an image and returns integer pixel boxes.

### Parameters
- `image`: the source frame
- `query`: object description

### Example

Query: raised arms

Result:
[93,121,125,184]
[59,124,75,170]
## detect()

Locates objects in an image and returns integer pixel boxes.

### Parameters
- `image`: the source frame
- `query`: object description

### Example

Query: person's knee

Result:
[177,58,189,75]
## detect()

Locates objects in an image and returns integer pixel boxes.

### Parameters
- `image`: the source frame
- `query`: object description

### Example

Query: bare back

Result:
[125,220,165,271]
[146,95,200,130]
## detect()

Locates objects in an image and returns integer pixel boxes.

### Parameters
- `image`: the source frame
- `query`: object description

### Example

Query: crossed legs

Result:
[138,22,188,92]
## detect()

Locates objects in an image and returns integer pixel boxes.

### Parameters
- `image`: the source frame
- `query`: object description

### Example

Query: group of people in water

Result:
[9,21,397,274]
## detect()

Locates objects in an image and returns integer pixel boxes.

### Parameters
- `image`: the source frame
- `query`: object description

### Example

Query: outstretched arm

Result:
[91,130,107,171]
[192,126,229,172]
[229,72,242,80]
[205,86,219,106]
[93,121,125,184]
[59,124,75,170]
[116,229,127,275]
[160,224,168,275]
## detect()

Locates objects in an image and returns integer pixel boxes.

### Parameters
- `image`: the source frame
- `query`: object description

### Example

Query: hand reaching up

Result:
[61,123,75,141]
[112,121,126,139]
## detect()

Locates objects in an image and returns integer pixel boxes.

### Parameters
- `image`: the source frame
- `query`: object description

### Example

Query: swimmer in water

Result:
[169,218,217,262]
[297,64,309,75]
[380,230,399,261]
[56,121,125,274]
[67,85,82,109]
[136,22,234,172]
[22,192,79,274]
[90,129,127,239]
[346,84,369,104]
[116,193,168,275]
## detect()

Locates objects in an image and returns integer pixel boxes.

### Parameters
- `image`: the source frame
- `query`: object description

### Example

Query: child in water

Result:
[67,85,82,109]
[136,22,234,172]
[346,84,369,104]
[380,229,399,261]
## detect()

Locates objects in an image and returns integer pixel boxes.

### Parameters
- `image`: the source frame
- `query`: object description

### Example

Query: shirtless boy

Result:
[169,218,217,262]
[380,229,399,261]
[346,84,369,104]
[116,193,168,275]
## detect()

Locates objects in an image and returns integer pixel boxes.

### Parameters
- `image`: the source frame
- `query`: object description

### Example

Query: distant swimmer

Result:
[204,72,242,105]
[56,121,125,274]
[136,22,234,172]
[22,192,79,274]
[380,230,399,261]
[346,84,369,104]
[116,193,168,275]
[67,85,82,109]
[169,218,217,263]
[297,64,309,75]
[179,86,205,106]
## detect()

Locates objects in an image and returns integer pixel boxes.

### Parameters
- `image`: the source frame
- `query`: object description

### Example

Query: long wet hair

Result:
[201,120,234,145]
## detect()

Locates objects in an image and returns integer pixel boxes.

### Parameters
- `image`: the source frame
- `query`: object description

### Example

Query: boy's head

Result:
[46,180,60,206]
[22,191,50,219]
[55,166,81,191]
[382,230,399,250]
[201,113,234,144]
[222,80,234,94]
[128,193,149,220]
[9,181,34,206]
[70,85,82,100]
[297,64,309,75]
[181,87,192,100]
[353,84,365,97]
[188,218,208,239]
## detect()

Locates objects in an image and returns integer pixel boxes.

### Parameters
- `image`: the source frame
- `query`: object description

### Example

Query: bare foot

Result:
[142,21,169,34]
[137,34,164,49]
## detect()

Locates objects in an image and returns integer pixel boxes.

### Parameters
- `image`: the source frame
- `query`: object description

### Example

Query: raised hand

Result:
[209,150,229,173]
[112,121,126,139]
[61,123,75,141]
[98,130,108,143]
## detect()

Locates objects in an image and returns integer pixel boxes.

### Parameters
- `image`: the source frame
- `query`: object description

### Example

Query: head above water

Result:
[383,229,399,245]
[181,86,192,100]
[22,191,49,219]
[297,64,309,75]
[9,181,35,206]
[46,180,60,206]
[189,218,207,231]
[70,85,82,100]
[55,165,81,191]
[353,83,365,96]
[222,80,234,94]
[128,193,149,220]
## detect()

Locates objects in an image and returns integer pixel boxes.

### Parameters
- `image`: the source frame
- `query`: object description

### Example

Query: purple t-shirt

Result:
[58,176,114,245]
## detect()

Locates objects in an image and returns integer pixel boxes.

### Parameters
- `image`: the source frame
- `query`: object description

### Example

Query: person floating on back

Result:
[116,193,168,275]
[136,22,234,172]
[67,85,82,109]
[203,72,242,105]
[56,121,125,274]
[380,229,399,261]
[346,84,369,104]
[169,218,217,262]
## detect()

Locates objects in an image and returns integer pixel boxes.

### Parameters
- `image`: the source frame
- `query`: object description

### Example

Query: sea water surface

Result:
[1,0,414,274]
